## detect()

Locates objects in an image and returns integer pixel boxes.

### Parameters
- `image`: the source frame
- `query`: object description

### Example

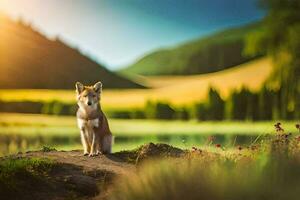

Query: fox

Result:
[75,81,112,156]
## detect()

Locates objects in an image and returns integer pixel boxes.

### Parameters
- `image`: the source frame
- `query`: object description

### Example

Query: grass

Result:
[0,113,297,137]
[0,156,101,199]
[0,157,55,180]
[0,58,273,109]
[1,126,299,199]
[109,131,300,200]
[109,156,300,200]
[0,157,55,198]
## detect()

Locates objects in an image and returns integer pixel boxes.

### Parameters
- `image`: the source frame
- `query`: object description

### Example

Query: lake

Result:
[0,113,297,156]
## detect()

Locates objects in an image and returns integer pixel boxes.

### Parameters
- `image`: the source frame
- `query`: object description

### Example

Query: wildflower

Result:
[192,146,197,151]
[238,146,242,151]
[250,145,257,151]
[296,124,300,132]
[191,146,202,154]
[274,122,284,132]
[208,136,215,142]
[215,144,221,148]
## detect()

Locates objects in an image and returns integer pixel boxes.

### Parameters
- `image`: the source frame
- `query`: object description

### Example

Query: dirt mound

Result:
[115,143,186,164]
[137,143,185,161]
[0,158,111,200]
[0,143,186,199]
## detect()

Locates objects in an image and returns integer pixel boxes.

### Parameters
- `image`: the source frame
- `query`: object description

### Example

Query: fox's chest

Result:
[77,118,99,131]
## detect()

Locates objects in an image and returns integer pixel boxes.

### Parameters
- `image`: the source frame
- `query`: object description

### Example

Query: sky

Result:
[0,0,265,70]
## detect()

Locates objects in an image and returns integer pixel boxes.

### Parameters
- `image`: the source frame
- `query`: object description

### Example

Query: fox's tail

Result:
[102,134,113,154]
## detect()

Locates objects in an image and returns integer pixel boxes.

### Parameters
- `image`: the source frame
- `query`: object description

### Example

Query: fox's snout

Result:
[85,96,94,106]
[83,95,97,107]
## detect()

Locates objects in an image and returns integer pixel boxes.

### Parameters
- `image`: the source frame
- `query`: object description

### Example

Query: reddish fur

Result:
[76,82,112,155]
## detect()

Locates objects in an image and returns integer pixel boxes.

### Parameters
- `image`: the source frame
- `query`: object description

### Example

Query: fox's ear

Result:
[93,81,102,93]
[75,82,84,94]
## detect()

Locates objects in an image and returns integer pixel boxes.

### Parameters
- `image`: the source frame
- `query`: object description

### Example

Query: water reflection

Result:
[0,133,264,156]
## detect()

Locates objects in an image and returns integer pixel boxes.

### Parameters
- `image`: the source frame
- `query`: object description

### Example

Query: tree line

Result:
[0,85,297,120]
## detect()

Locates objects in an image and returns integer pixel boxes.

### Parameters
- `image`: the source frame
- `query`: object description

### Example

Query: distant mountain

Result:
[0,15,143,89]
[121,22,263,76]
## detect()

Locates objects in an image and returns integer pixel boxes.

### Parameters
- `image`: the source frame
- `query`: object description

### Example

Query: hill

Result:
[112,57,273,107]
[0,57,273,108]
[0,15,142,89]
[121,22,263,76]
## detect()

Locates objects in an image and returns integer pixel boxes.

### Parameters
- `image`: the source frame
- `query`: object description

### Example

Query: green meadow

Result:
[0,113,297,156]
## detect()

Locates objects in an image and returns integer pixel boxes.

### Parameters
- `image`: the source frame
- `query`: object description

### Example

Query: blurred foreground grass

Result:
[109,129,300,200]
[110,153,300,200]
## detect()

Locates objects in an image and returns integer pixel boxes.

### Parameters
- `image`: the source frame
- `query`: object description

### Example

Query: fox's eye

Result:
[84,95,87,97]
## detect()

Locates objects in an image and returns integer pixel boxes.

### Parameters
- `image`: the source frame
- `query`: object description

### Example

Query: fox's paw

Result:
[83,152,89,156]
[88,153,97,157]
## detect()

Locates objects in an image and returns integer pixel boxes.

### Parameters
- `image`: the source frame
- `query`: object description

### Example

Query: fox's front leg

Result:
[80,130,90,156]
[89,133,98,157]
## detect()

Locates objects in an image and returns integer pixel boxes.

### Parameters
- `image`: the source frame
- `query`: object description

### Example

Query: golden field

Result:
[0,57,273,109]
